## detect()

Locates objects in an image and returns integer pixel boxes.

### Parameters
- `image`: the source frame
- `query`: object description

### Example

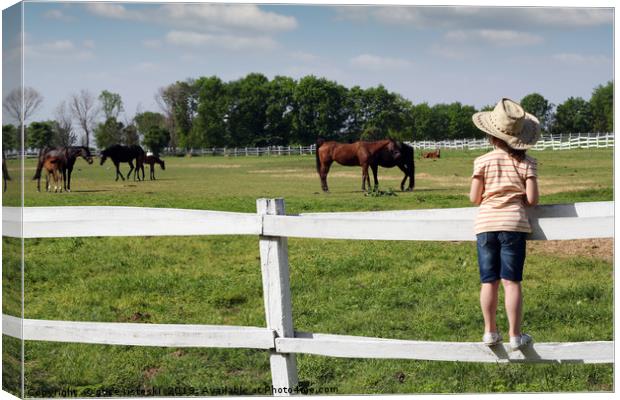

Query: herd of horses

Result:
[32,144,166,192]
[2,138,440,194]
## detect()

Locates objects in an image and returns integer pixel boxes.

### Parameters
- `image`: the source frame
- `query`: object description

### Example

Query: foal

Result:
[43,157,64,192]
[143,155,166,180]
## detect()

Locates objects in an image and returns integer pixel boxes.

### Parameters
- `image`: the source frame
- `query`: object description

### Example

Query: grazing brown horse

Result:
[2,152,10,192]
[142,155,166,180]
[370,142,415,191]
[315,138,401,192]
[422,149,441,159]
[42,156,64,192]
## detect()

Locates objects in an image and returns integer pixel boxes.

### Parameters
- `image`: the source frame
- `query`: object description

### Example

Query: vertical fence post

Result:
[257,198,298,396]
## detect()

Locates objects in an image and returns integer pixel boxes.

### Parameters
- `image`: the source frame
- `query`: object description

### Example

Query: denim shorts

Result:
[476,231,527,283]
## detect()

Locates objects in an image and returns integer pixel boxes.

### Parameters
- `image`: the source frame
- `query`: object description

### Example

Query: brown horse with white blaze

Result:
[315,138,401,192]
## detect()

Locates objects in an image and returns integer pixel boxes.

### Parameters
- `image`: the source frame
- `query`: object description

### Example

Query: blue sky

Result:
[14,2,615,122]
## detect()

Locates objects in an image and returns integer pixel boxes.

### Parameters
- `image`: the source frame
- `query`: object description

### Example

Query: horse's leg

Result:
[57,169,63,193]
[127,161,135,180]
[361,163,370,192]
[370,164,379,190]
[319,160,332,192]
[115,161,124,181]
[150,165,155,180]
[63,167,69,192]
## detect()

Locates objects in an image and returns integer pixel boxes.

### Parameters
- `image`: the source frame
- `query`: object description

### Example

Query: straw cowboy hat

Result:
[472,98,541,150]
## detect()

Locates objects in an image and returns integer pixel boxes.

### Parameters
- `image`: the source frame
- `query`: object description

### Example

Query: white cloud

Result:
[143,39,162,49]
[85,3,295,54]
[444,29,543,46]
[289,51,321,63]
[25,39,94,61]
[551,53,610,65]
[43,9,74,21]
[349,54,412,71]
[158,4,297,33]
[85,3,142,20]
[336,6,612,30]
[85,3,297,33]
[429,44,470,60]
[165,30,278,51]
[133,62,160,72]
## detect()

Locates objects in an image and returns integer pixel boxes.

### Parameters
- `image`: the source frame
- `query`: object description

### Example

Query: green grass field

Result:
[2,148,614,396]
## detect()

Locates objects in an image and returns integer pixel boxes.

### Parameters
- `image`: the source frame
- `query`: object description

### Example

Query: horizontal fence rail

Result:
[4,133,612,160]
[2,202,613,240]
[2,316,612,365]
[2,315,274,349]
[1,200,614,395]
[408,133,614,151]
[276,332,613,364]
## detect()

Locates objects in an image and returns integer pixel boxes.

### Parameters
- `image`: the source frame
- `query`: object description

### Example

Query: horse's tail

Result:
[315,137,326,173]
[32,148,46,180]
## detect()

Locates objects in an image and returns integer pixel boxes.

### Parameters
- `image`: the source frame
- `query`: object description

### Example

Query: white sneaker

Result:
[482,331,503,346]
[510,333,533,350]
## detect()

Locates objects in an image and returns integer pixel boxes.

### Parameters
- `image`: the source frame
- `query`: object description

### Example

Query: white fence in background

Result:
[1,200,614,395]
[411,133,615,151]
[162,133,612,156]
[6,133,613,159]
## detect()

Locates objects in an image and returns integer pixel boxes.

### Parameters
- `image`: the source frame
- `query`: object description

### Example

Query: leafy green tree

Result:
[552,97,593,134]
[194,76,227,148]
[292,75,348,144]
[135,112,165,131]
[265,76,296,145]
[411,103,433,140]
[95,117,124,149]
[122,124,140,146]
[590,81,613,132]
[99,90,124,121]
[360,85,403,139]
[2,124,17,151]
[135,111,168,152]
[429,104,451,140]
[226,73,270,146]
[142,126,170,156]
[343,85,365,141]
[520,93,553,132]
[171,80,200,150]
[27,121,55,149]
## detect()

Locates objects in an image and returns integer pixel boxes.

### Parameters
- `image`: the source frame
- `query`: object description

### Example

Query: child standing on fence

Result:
[469,98,540,350]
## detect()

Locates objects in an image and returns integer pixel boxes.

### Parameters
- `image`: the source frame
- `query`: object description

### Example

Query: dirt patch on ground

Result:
[143,366,162,381]
[184,163,241,169]
[528,238,613,263]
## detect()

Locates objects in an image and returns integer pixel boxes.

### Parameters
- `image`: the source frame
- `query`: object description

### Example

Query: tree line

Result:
[2,75,613,155]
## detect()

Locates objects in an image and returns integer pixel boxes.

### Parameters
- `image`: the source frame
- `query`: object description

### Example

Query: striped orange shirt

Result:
[472,149,537,234]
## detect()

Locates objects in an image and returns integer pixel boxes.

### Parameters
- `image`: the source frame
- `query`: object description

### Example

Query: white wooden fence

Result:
[1,200,614,395]
[159,133,612,156]
[7,133,613,160]
[411,133,615,151]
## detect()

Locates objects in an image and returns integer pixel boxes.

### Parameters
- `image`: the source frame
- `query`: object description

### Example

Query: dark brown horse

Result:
[370,142,415,191]
[315,138,401,192]
[33,146,93,192]
[2,152,10,192]
[100,144,146,181]
[142,155,165,180]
